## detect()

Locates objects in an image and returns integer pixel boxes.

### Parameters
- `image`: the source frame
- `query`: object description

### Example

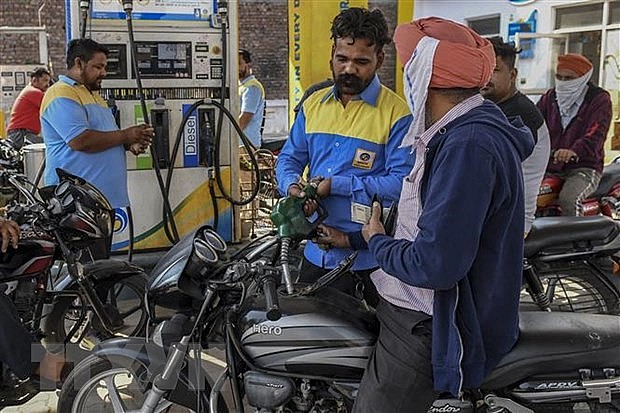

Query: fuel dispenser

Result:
[65,0,245,251]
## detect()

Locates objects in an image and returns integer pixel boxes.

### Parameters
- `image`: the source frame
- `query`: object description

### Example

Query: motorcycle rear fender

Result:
[92,337,213,407]
[52,259,147,292]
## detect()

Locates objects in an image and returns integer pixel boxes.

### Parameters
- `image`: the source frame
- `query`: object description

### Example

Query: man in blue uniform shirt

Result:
[276,7,414,303]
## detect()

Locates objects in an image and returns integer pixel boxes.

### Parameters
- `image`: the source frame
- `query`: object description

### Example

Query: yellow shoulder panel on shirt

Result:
[41,82,108,114]
[242,78,265,98]
[303,85,410,145]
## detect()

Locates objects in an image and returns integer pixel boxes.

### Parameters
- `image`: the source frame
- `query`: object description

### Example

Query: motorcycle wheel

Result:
[57,354,227,413]
[45,274,148,347]
[521,266,619,314]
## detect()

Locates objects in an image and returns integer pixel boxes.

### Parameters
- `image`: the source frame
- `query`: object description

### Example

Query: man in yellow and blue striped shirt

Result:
[276,8,413,302]
[41,39,153,210]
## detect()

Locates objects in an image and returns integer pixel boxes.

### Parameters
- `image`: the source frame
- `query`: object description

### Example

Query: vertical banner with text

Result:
[288,0,368,123]
[395,0,415,98]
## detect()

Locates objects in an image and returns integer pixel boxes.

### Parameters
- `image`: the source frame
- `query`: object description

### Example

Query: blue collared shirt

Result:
[40,75,129,208]
[276,75,414,271]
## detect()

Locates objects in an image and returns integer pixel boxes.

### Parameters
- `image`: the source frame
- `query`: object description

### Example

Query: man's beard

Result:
[334,73,367,96]
[82,71,102,91]
[424,101,433,129]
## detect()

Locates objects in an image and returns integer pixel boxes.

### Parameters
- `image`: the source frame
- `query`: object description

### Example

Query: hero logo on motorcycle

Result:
[252,323,283,335]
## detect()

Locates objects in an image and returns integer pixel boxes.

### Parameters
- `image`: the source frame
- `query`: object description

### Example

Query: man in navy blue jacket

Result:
[349,17,535,412]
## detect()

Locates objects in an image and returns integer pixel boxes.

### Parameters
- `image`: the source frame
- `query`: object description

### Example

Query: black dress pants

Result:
[0,293,36,379]
[352,297,438,413]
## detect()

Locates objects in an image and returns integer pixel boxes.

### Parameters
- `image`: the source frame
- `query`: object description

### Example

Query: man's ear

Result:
[376,50,385,70]
[74,57,83,70]
[510,67,518,83]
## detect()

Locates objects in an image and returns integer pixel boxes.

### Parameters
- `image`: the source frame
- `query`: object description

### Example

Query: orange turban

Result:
[393,17,495,88]
[557,54,593,77]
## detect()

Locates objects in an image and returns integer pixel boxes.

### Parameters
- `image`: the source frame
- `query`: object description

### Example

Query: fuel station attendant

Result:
[41,38,153,210]
[238,49,265,149]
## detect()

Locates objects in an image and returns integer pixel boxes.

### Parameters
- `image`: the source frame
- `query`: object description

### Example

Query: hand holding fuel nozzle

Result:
[287,176,331,217]
[123,124,153,154]
[271,180,329,240]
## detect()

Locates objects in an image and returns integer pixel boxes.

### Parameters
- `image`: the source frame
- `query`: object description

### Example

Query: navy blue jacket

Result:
[369,101,534,395]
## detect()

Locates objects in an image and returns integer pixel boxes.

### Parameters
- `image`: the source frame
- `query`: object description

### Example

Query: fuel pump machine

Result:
[65,0,241,251]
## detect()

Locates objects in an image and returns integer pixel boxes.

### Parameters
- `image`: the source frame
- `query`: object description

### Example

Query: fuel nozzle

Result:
[122,0,134,12]
[270,182,327,240]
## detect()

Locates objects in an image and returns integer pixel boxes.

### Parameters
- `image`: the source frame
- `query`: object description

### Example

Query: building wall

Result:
[0,0,67,76]
[2,1,399,100]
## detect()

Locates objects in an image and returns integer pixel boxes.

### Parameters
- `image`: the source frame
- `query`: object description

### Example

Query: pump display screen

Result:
[132,42,192,79]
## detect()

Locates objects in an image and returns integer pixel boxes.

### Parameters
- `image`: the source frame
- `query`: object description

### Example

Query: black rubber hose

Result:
[209,176,219,231]
[126,205,134,262]
[208,99,261,205]
[124,4,179,244]
[212,2,260,206]
[79,1,90,39]
[162,99,222,232]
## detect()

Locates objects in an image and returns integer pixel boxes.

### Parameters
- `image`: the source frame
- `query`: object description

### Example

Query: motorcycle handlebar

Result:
[260,274,281,321]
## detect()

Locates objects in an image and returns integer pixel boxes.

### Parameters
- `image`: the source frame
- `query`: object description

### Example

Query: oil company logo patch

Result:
[352,148,376,170]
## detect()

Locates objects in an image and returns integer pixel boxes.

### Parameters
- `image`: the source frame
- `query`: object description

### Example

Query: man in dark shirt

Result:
[536,54,612,216]
[481,38,550,233]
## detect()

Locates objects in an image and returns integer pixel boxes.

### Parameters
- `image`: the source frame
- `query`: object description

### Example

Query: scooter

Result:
[56,189,620,413]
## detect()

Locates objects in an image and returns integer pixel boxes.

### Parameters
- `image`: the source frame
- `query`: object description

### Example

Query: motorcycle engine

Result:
[244,371,295,409]
[12,279,37,326]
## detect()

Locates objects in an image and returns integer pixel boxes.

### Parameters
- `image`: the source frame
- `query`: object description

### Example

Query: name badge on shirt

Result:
[352,148,376,170]
[351,202,390,224]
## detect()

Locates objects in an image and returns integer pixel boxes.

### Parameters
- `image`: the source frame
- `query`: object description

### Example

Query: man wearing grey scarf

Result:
[537,53,612,216]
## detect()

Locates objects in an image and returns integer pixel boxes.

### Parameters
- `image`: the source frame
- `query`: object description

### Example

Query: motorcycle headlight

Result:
[183,238,219,280]
[201,228,227,254]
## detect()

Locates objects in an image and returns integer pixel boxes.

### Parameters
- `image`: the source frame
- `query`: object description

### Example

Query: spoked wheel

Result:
[45,274,148,347]
[521,268,620,314]
[57,355,207,413]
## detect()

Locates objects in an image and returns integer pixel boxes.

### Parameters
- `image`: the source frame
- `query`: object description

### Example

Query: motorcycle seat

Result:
[483,311,620,389]
[524,216,618,258]
[591,162,620,199]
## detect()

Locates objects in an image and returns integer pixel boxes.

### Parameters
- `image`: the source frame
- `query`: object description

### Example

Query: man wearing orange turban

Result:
[354,17,534,412]
[537,54,612,216]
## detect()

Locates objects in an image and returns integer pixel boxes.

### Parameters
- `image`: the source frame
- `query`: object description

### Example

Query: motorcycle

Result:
[57,226,620,412]
[0,169,148,408]
[537,159,620,218]
[522,215,620,314]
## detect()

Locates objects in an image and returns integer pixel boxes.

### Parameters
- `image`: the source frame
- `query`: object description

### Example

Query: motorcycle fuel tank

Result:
[237,287,378,380]
[0,239,56,281]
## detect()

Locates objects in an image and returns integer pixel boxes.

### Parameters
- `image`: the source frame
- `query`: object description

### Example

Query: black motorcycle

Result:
[523,215,620,314]
[57,227,620,412]
[0,169,148,408]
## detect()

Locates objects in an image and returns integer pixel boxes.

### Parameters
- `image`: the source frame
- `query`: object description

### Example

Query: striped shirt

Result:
[371,94,485,315]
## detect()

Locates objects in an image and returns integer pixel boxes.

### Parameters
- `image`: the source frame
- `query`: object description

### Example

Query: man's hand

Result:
[313,224,350,249]
[315,178,331,199]
[0,219,20,253]
[553,148,578,164]
[288,183,319,217]
[362,201,385,242]
[123,124,154,147]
